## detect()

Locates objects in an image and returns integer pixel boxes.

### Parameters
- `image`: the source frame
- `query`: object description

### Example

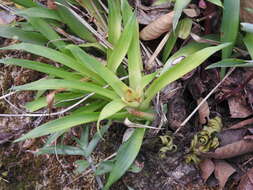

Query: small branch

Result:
[177,68,235,133]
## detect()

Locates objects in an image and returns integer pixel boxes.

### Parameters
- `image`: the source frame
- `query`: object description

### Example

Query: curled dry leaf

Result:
[228,96,253,118]
[46,88,65,111]
[47,0,57,10]
[218,128,247,146]
[238,168,253,190]
[183,8,200,18]
[202,140,253,159]
[199,159,215,182]
[214,160,235,190]
[140,11,174,41]
[197,97,210,125]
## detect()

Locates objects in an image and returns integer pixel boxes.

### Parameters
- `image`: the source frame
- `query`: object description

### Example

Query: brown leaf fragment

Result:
[229,117,253,129]
[228,96,253,118]
[0,11,16,25]
[202,140,253,159]
[197,97,210,125]
[218,129,247,146]
[199,159,215,182]
[241,0,253,23]
[140,11,174,40]
[238,168,253,190]
[214,160,235,190]
[183,8,200,18]
[47,0,57,10]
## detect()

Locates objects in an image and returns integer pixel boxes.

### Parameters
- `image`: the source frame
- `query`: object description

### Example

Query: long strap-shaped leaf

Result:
[97,99,126,132]
[107,0,122,57]
[13,79,118,100]
[107,14,135,73]
[220,0,240,76]
[0,43,105,84]
[14,112,129,142]
[104,128,145,190]
[28,17,66,50]
[243,33,253,59]
[0,26,47,45]
[142,43,230,108]
[0,58,82,81]
[173,0,191,30]
[67,45,131,97]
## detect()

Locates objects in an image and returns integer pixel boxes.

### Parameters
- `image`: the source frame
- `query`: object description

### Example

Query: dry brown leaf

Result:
[140,11,174,40]
[229,117,253,129]
[228,96,253,118]
[183,8,200,18]
[199,159,215,182]
[214,160,235,190]
[218,129,247,146]
[46,88,65,111]
[0,11,16,25]
[202,140,253,159]
[197,97,210,125]
[238,168,253,190]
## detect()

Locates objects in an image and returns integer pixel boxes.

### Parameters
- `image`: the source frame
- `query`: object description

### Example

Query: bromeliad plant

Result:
[0,0,229,189]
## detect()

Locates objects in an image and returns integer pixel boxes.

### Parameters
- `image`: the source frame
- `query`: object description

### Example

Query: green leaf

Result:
[142,43,230,108]
[74,160,90,174]
[206,59,253,69]
[243,33,253,59]
[28,17,66,50]
[0,43,104,84]
[85,123,110,156]
[15,7,61,21]
[127,18,143,95]
[55,0,96,42]
[12,0,37,7]
[37,145,84,155]
[25,92,84,112]
[14,112,128,142]
[107,0,122,55]
[0,58,82,81]
[13,79,118,100]
[67,45,130,97]
[220,0,240,76]
[178,18,192,40]
[0,26,47,45]
[173,0,191,30]
[104,128,145,190]
[141,72,157,90]
[107,15,135,73]
[95,160,114,176]
[207,0,223,7]
[160,42,210,75]
[97,99,126,131]
[43,130,66,147]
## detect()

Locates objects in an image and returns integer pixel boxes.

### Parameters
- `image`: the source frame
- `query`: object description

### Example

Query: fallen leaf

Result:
[229,117,253,129]
[241,0,253,23]
[238,168,253,190]
[214,160,235,190]
[140,11,174,40]
[197,97,210,125]
[199,159,215,182]
[228,96,253,118]
[218,128,247,146]
[0,11,16,25]
[203,140,253,159]
[183,8,200,17]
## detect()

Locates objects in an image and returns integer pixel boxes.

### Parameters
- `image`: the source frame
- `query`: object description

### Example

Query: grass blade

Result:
[13,79,118,100]
[220,0,240,76]
[0,58,82,81]
[244,33,253,59]
[37,145,84,155]
[0,25,47,45]
[0,43,105,84]
[142,43,230,108]
[107,15,135,73]
[104,128,145,190]
[173,0,191,30]
[67,45,130,97]
[206,59,253,69]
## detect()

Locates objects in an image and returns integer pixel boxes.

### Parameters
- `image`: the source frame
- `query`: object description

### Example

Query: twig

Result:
[0,91,17,100]
[146,32,170,70]
[176,68,235,133]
